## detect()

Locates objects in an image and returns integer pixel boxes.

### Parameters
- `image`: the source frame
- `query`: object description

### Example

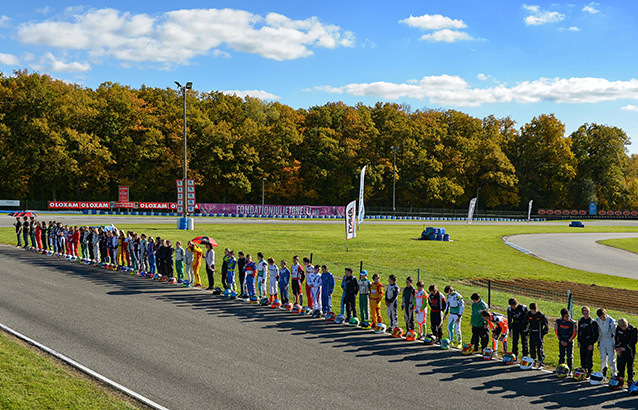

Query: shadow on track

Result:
[6,246,637,409]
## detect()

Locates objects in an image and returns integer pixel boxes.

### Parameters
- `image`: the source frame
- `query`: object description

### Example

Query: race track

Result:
[0,246,635,409]
[506,232,638,279]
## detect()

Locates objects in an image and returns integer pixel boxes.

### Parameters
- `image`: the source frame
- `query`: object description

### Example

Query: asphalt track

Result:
[506,232,638,279]
[1,246,636,409]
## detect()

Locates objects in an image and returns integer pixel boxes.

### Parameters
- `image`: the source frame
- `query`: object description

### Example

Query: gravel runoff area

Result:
[1,245,637,409]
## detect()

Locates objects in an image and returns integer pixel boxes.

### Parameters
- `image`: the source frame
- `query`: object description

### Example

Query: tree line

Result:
[1,70,636,211]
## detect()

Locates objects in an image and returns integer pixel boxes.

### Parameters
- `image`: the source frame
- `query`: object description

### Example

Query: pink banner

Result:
[199,203,345,217]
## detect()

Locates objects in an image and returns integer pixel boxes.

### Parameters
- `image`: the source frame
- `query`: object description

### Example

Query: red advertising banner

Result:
[114,201,135,208]
[49,201,110,210]
[118,186,129,202]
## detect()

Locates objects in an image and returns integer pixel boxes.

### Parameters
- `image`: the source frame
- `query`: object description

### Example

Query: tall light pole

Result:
[175,81,192,219]
[390,145,400,211]
[262,177,267,205]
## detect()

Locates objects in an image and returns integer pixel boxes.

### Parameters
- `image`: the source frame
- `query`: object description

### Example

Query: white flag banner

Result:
[358,166,366,224]
[527,199,533,223]
[346,200,357,239]
[467,197,477,224]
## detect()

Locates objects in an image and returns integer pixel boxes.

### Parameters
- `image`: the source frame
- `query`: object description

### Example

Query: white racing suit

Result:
[415,290,428,336]
[445,291,465,345]
[307,271,322,312]
[268,264,279,298]
[596,315,617,376]
[257,259,268,298]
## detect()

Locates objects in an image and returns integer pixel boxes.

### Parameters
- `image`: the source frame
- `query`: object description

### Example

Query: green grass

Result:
[4,221,638,373]
[0,332,137,409]
[599,237,638,254]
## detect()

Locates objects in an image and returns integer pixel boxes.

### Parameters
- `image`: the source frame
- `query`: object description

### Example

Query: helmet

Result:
[628,381,638,394]
[301,306,312,315]
[519,356,534,370]
[271,299,282,308]
[292,304,302,312]
[392,327,404,338]
[360,321,371,330]
[461,343,475,355]
[284,303,293,311]
[423,334,436,345]
[212,287,223,295]
[183,280,191,287]
[311,310,322,318]
[440,338,450,349]
[573,367,586,381]
[374,323,387,334]
[482,348,494,360]
[405,330,417,341]
[168,278,177,284]
[229,291,238,299]
[335,314,346,324]
[325,312,336,321]
[153,274,161,280]
[503,352,517,365]
[609,376,624,390]
[589,372,604,386]
[349,317,360,327]
[556,364,570,378]
[223,289,231,297]
[259,298,270,306]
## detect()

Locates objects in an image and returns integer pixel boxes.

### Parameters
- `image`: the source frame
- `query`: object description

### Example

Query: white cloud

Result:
[31,52,91,72]
[523,4,565,25]
[0,15,10,27]
[315,75,638,107]
[400,14,466,30]
[420,29,474,43]
[567,26,580,31]
[222,89,280,100]
[622,105,638,112]
[16,8,354,68]
[583,2,600,14]
[0,52,19,65]
[477,73,489,81]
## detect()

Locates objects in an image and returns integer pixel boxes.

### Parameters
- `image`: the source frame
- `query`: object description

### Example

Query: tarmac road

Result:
[506,232,638,279]
[1,246,635,409]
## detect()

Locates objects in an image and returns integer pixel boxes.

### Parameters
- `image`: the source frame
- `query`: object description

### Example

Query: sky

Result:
[1,1,638,152]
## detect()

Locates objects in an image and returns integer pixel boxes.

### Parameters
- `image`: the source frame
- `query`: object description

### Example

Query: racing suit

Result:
[615,324,637,382]
[291,263,305,305]
[577,317,599,374]
[526,310,548,366]
[305,264,315,309]
[488,313,509,353]
[257,259,268,299]
[508,304,529,356]
[321,270,335,314]
[415,290,428,336]
[445,291,465,345]
[596,315,617,377]
[555,318,577,370]
[307,270,322,313]
[358,276,371,322]
[279,266,290,304]
[385,282,400,329]
[428,291,447,341]
[227,256,237,292]
[370,282,384,325]
[343,275,359,320]
[268,263,279,301]
[402,285,416,332]
[244,260,257,297]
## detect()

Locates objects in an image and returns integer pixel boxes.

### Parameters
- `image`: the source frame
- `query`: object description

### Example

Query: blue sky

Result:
[2,1,638,152]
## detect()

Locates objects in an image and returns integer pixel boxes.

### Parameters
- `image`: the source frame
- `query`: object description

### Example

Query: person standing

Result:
[507,298,529,358]
[526,302,549,369]
[427,284,447,342]
[470,293,489,353]
[175,241,185,283]
[578,306,599,377]
[237,252,247,296]
[22,216,29,248]
[385,275,400,330]
[278,260,291,304]
[358,270,371,323]
[267,257,278,302]
[555,308,578,372]
[369,273,384,327]
[227,251,238,293]
[320,265,335,315]
[444,285,465,347]
[481,310,510,355]
[147,238,156,275]
[290,255,305,305]
[14,217,22,247]
[414,281,428,338]
[91,227,100,261]
[244,254,257,298]
[29,217,37,248]
[303,257,314,309]
[205,242,215,290]
[221,248,230,290]
[307,264,322,314]
[34,221,42,249]
[191,243,203,288]
[257,253,267,299]
[342,267,359,320]
[402,277,416,332]
[615,317,637,384]
[597,308,617,379]
[184,241,194,285]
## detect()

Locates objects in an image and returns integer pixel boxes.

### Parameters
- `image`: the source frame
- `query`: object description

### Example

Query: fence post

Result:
[567,290,573,318]
[488,280,491,308]
[310,253,313,263]
[359,261,363,273]
[417,268,420,283]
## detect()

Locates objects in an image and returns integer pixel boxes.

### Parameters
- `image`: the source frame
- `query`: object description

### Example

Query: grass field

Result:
[0,331,137,409]
[599,237,638,254]
[3,220,638,381]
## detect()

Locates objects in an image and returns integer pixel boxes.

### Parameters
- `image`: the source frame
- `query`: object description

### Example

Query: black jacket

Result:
[615,324,638,357]
[343,275,359,297]
[508,304,528,330]
[526,311,549,336]
[402,286,416,310]
[577,317,599,344]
